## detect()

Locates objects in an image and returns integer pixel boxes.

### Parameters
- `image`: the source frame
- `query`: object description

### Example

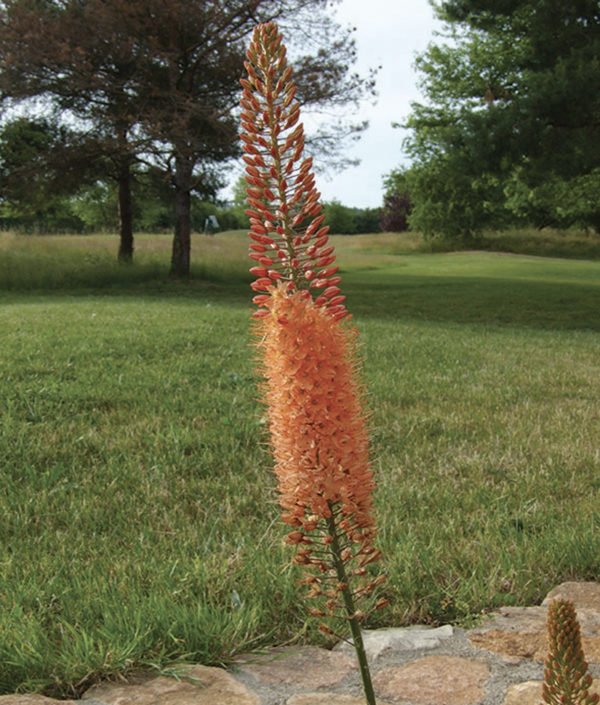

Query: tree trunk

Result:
[117,158,134,262]
[170,154,192,278]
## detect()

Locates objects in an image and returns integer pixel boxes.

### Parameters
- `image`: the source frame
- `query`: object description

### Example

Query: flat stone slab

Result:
[468,594,600,663]
[468,628,546,663]
[234,645,357,689]
[467,606,547,663]
[475,603,600,637]
[0,698,79,705]
[373,655,489,705]
[503,678,600,705]
[543,582,600,611]
[335,625,454,661]
[472,605,547,633]
[288,694,394,705]
[81,665,259,705]
[502,681,542,705]
[469,626,600,664]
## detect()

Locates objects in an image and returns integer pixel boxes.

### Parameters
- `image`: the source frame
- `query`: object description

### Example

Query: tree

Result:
[403,0,600,239]
[380,168,411,232]
[0,117,102,231]
[132,0,376,276]
[0,0,155,260]
[0,0,376,276]
[323,199,356,234]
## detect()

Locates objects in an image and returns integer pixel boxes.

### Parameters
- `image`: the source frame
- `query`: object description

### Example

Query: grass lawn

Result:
[1,231,599,695]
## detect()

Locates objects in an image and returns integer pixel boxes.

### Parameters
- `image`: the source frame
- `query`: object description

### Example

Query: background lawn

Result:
[1,231,599,696]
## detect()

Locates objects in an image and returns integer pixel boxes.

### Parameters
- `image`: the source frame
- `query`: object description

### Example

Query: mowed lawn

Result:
[1,231,599,695]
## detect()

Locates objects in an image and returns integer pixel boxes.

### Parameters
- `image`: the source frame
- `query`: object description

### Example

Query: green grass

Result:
[418,226,600,260]
[1,230,600,696]
[478,227,600,260]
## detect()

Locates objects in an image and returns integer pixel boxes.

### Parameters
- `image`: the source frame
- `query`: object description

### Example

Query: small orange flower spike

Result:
[541,599,599,705]
[240,21,347,322]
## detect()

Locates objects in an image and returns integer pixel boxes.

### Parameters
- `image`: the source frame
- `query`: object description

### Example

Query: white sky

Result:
[225,0,442,209]
[316,0,443,208]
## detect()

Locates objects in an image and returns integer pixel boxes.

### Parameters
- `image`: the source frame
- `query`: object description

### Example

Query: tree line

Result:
[384,0,600,242]
[0,147,383,236]
[0,0,376,275]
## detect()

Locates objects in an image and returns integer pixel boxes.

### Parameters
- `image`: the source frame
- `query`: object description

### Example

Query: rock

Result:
[503,678,600,705]
[234,645,356,689]
[470,629,600,666]
[287,694,394,705]
[468,597,600,664]
[468,606,549,663]
[0,698,78,705]
[373,655,489,705]
[468,629,546,663]
[81,665,259,705]
[473,606,547,633]
[335,625,454,661]
[502,681,542,705]
[579,637,600,664]
[542,582,600,663]
[543,582,600,611]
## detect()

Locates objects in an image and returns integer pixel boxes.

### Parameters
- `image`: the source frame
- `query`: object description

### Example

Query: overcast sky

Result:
[314,0,442,208]
[226,0,443,209]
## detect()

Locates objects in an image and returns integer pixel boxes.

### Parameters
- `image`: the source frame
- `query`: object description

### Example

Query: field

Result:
[1,230,600,696]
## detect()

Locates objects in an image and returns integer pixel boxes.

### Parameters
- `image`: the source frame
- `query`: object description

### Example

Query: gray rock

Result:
[334,625,454,661]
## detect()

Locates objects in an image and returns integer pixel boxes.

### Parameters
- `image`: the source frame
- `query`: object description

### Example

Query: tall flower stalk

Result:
[240,21,386,705]
[541,599,599,705]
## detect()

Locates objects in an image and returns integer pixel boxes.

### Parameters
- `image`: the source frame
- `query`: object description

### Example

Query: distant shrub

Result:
[322,200,382,235]
[323,199,356,234]
[380,191,411,232]
[380,167,412,232]
[354,207,381,234]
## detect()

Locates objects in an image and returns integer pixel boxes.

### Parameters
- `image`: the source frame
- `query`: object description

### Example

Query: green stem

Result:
[326,510,377,705]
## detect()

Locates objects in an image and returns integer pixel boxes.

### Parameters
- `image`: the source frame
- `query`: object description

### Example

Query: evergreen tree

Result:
[403,0,600,238]
[0,0,376,275]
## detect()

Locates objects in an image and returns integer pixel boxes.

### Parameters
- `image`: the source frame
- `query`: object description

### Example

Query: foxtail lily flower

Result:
[542,599,599,705]
[240,21,386,705]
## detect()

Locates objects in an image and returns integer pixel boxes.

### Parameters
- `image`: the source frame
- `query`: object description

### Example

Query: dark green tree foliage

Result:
[404,0,600,239]
[380,168,411,232]
[0,118,103,232]
[323,199,356,234]
[322,200,381,234]
[353,206,382,234]
[0,0,155,258]
[0,0,375,276]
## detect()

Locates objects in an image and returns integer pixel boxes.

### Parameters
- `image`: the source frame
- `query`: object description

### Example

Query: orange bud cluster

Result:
[541,599,599,705]
[255,284,384,620]
[240,21,347,322]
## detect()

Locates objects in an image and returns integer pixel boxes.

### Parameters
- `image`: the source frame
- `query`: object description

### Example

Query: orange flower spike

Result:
[255,285,379,589]
[239,22,348,320]
[541,599,599,705]
[243,23,383,705]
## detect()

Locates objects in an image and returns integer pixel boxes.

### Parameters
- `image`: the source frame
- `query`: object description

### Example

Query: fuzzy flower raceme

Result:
[241,18,385,617]
[260,288,372,526]
[241,20,384,705]
[256,286,381,603]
